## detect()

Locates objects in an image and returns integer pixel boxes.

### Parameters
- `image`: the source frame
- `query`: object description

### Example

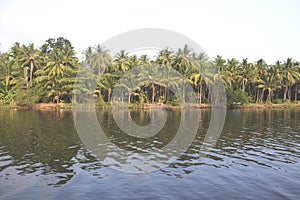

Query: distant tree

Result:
[257,68,282,101]
[282,58,300,100]
[91,45,111,75]
[113,50,130,72]
[41,37,73,55]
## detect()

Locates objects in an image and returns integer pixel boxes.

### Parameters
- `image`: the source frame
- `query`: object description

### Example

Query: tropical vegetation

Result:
[1,37,300,106]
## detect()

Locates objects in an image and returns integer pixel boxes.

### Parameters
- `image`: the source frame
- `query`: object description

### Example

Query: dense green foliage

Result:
[1,37,300,106]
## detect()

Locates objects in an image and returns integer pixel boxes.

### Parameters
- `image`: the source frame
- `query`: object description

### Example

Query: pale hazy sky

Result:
[0,0,299,63]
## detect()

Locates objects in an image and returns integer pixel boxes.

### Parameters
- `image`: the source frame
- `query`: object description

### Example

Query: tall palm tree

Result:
[0,53,13,92]
[226,58,240,90]
[293,81,300,101]
[254,59,267,103]
[83,46,93,68]
[239,59,250,92]
[62,44,78,70]
[214,55,226,72]
[173,45,195,103]
[282,58,300,100]
[10,42,28,88]
[140,54,150,65]
[156,48,174,102]
[113,50,130,72]
[257,68,282,101]
[270,60,284,100]
[46,49,67,82]
[137,63,168,104]
[129,55,140,68]
[97,73,119,102]
[35,48,75,103]
[91,45,111,75]
[156,48,173,68]
[189,52,210,104]
[10,42,22,70]
[20,44,42,87]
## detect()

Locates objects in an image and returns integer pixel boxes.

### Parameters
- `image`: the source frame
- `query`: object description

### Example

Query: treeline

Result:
[0,37,300,106]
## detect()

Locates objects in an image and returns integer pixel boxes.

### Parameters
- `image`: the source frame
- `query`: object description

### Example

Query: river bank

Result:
[1,102,300,110]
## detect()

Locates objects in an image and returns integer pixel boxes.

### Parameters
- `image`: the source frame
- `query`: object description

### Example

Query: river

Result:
[0,108,299,199]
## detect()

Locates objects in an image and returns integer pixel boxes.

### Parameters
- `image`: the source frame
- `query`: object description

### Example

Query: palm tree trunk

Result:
[128,90,131,103]
[199,80,202,104]
[256,88,260,103]
[182,79,186,104]
[72,95,76,104]
[108,88,111,102]
[5,75,9,92]
[267,89,271,101]
[257,88,263,103]
[283,84,288,100]
[98,89,102,102]
[260,89,264,102]
[30,61,34,86]
[249,84,253,97]
[152,83,155,104]
[242,79,245,92]
[23,67,28,89]
[146,88,149,104]
[164,86,167,103]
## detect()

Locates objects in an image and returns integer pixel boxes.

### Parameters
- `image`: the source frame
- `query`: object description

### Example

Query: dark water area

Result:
[0,108,299,199]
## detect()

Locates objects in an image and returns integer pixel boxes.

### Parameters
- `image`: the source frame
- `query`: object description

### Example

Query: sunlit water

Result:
[0,108,299,199]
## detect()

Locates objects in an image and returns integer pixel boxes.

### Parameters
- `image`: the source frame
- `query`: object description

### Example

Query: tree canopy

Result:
[1,37,300,106]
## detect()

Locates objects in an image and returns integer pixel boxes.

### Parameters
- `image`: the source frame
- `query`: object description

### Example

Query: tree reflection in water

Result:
[0,109,81,186]
[1,108,299,187]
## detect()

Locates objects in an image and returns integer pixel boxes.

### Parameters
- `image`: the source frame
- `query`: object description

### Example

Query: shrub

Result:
[272,99,283,104]
[166,93,180,106]
[266,100,272,105]
[226,89,253,105]
[13,86,45,106]
[284,99,291,104]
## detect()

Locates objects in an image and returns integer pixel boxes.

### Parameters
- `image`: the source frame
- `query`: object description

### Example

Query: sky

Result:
[0,0,299,63]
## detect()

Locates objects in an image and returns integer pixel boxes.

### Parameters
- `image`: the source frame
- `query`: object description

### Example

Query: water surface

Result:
[0,108,299,199]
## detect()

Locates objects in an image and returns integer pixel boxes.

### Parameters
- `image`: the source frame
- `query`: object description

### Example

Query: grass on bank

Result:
[1,100,300,110]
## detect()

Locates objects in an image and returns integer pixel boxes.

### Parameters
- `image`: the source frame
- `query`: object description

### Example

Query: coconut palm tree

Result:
[62,44,78,70]
[189,52,211,103]
[140,54,150,65]
[46,49,68,84]
[173,45,196,103]
[214,55,226,72]
[83,46,93,67]
[156,48,174,68]
[257,68,282,101]
[254,59,267,103]
[19,44,42,87]
[282,58,300,100]
[137,63,169,104]
[97,73,119,102]
[10,42,22,70]
[239,59,250,92]
[91,45,111,75]
[35,48,76,103]
[156,48,175,102]
[129,54,140,68]
[293,81,300,101]
[9,42,27,88]
[0,53,13,92]
[113,50,130,72]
